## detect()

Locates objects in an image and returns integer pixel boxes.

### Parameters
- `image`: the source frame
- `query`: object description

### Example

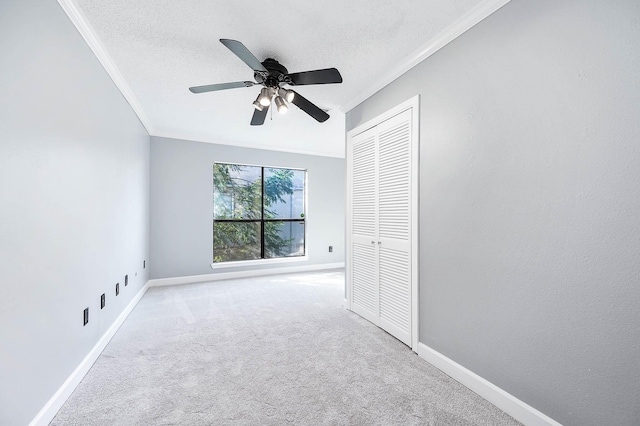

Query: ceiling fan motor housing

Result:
[255,58,291,87]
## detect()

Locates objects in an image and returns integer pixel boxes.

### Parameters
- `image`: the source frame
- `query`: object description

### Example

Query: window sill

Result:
[210,256,308,270]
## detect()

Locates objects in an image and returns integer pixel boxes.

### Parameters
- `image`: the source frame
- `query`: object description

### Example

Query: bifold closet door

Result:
[348,108,413,347]
[349,127,379,325]
[376,109,412,346]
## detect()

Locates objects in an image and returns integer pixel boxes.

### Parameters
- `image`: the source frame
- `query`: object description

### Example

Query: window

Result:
[213,163,306,263]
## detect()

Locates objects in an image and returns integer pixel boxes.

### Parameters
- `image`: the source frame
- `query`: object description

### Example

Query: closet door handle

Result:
[371,241,375,245]
[378,241,382,245]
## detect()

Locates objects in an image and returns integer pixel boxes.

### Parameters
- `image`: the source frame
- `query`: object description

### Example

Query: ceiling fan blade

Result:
[189,81,254,94]
[220,39,267,72]
[251,104,269,126]
[290,91,330,123]
[287,68,342,85]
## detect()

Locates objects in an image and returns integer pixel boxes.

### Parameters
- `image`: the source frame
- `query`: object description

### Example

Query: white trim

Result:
[346,96,419,140]
[57,0,509,155]
[339,0,511,113]
[151,129,346,159]
[29,282,150,426]
[410,97,420,353]
[149,262,345,287]
[56,0,153,134]
[417,343,563,426]
[346,96,420,352]
[211,255,308,270]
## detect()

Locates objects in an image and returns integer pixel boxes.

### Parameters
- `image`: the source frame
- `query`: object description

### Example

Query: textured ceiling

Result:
[71,0,489,157]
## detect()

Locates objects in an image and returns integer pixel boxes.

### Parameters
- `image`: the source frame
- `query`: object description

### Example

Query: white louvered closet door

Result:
[376,109,412,346]
[349,127,379,325]
[348,107,414,348]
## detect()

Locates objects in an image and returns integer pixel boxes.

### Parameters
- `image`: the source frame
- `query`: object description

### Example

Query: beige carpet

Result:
[52,270,520,425]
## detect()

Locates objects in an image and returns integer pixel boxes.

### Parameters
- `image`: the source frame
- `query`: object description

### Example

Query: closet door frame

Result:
[346,95,419,353]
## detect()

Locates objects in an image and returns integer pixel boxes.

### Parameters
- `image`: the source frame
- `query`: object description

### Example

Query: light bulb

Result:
[252,100,263,111]
[278,87,295,102]
[275,96,288,114]
[285,90,294,102]
[259,87,271,106]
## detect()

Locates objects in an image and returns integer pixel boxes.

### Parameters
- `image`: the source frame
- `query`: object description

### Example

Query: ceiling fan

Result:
[189,39,343,126]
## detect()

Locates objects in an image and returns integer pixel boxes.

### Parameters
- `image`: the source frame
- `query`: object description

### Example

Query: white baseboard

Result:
[417,343,562,426]
[29,282,151,426]
[148,262,345,287]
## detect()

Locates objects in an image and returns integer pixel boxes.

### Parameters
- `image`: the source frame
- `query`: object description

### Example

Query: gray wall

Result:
[0,1,150,425]
[150,136,345,279]
[347,1,640,425]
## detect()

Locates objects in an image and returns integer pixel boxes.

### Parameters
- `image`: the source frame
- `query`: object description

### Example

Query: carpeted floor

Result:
[52,270,521,425]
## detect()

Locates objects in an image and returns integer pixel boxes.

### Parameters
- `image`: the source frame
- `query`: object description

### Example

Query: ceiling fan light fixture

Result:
[259,87,272,106]
[278,87,295,102]
[275,96,288,114]
[188,39,342,125]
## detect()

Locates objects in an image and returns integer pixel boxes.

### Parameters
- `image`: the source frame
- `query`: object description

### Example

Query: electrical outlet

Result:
[83,308,89,326]
[116,283,120,296]
[329,246,333,252]
[125,274,128,286]
[100,294,105,309]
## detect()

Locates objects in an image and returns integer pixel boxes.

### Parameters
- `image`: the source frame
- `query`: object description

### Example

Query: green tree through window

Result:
[213,163,305,263]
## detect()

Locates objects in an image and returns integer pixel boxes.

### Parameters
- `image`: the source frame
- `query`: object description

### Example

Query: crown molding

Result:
[151,129,346,159]
[57,0,154,134]
[58,0,510,147]
[339,0,512,113]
